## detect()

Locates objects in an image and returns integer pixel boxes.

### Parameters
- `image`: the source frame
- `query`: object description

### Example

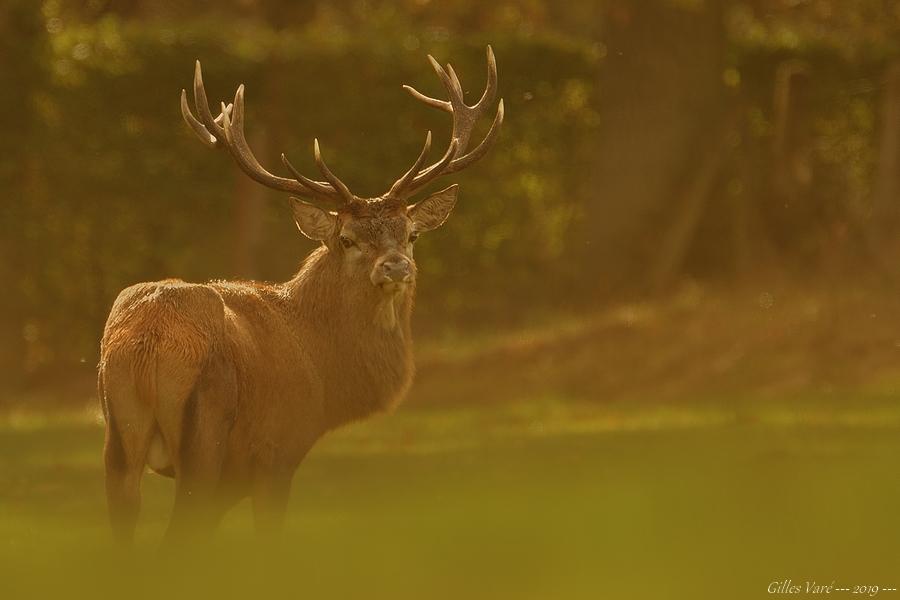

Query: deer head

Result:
[180,48,504,299]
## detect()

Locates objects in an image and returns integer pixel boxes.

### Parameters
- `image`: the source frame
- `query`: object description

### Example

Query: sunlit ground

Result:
[3,291,899,599]
[2,387,900,600]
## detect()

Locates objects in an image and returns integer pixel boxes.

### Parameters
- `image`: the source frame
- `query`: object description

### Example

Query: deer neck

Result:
[282,246,415,427]
[284,246,414,329]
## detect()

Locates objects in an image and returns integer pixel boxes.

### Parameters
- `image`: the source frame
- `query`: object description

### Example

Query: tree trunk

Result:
[769,60,814,253]
[231,126,268,279]
[0,1,44,391]
[583,0,726,292]
[229,55,290,280]
[650,119,735,291]
[732,103,774,276]
[872,60,900,239]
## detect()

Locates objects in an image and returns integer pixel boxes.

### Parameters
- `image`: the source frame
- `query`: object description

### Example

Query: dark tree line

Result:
[2,0,899,392]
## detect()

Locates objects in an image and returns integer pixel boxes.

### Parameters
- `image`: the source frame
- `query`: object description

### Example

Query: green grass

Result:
[2,393,900,600]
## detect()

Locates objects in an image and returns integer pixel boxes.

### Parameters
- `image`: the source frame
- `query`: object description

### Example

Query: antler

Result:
[181,50,502,209]
[180,60,354,208]
[386,46,505,202]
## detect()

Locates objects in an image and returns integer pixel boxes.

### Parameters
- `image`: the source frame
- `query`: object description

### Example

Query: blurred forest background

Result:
[4,2,900,593]
[1,0,900,399]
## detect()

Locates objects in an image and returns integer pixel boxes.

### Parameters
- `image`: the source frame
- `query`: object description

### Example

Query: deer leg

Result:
[251,469,295,535]
[165,479,227,543]
[162,366,236,544]
[102,375,155,546]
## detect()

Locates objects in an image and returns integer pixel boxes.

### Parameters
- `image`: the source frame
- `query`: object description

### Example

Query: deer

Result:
[97,47,503,544]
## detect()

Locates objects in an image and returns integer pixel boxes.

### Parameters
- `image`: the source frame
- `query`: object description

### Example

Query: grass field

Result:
[3,289,900,599]
[2,392,900,600]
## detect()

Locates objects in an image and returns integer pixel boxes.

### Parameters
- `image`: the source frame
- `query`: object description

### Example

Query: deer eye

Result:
[408,232,419,244]
[340,236,356,249]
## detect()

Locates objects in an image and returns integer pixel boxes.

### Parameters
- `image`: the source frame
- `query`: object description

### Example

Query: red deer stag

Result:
[98,48,503,543]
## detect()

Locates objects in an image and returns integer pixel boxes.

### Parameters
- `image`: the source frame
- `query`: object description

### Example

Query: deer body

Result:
[100,246,414,538]
[99,48,503,543]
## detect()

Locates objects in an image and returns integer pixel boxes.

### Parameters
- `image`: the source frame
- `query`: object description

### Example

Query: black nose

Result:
[381,258,411,282]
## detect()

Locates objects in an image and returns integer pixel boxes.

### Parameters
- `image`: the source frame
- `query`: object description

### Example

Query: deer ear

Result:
[408,184,458,232]
[290,198,337,241]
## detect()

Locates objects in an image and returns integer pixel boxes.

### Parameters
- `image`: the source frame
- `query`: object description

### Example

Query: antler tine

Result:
[401,55,455,114]
[181,89,217,148]
[475,45,498,110]
[387,131,433,199]
[219,87,342,201]
[404,138,458,195]
[213,103,233,126]
[390,46,504,199]
[445,63,464,99]
[280,154,338,199]
[192,60,227,145]
[313,139,356,205]
[437,98,504,176]
[401,84,451,113]
[182,60,349,206]
[181,61,233,148]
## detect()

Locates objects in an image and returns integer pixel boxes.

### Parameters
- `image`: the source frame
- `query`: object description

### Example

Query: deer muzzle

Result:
[372,254,414,289]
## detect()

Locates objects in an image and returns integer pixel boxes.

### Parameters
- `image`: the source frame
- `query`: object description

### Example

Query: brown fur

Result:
[98,198,440,543]
[103,45,502,544]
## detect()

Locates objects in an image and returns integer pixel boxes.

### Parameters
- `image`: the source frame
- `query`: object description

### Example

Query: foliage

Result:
[2,0,900,385]
[2,3,597,381]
